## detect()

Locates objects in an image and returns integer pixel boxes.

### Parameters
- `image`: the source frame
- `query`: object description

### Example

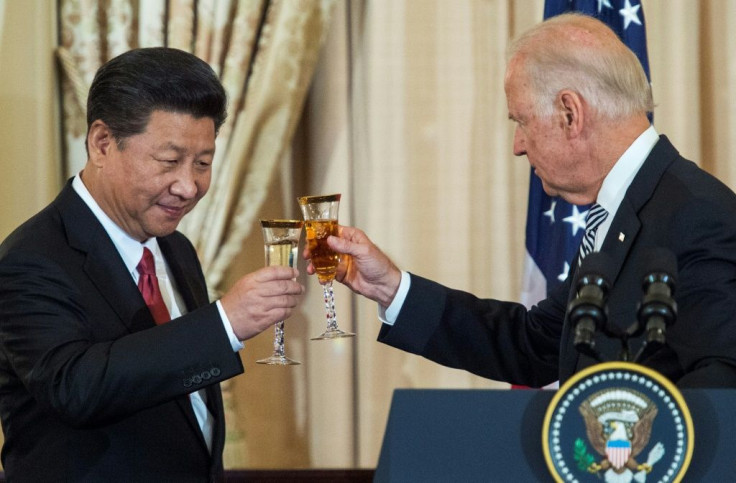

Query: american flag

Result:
[521,0,652,309]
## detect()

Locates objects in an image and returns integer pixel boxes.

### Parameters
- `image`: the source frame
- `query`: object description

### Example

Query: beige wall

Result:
[0,0,61,241]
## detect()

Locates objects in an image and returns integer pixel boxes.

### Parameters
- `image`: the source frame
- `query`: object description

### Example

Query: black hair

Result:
[86,47,227,150]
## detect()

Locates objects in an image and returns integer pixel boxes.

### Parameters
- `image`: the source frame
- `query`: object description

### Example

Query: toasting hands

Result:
[219,266,304,341]
[303,225,402,308]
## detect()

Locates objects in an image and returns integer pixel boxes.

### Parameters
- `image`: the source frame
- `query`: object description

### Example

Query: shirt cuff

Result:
[216,300,244,352]
[378,271,411,326]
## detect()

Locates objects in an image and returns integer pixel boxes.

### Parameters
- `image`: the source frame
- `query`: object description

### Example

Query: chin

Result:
[540,184,558,198]
[145,222,181,239]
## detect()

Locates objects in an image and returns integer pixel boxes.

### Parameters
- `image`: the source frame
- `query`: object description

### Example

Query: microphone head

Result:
[639,247,678,292]
[575,251,615,293]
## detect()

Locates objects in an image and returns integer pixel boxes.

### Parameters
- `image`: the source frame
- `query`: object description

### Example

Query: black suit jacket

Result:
[0,181,244,481]
[378,136,736,388]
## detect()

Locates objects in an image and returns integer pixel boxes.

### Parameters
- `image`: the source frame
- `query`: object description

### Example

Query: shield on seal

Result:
[606,439,632,470]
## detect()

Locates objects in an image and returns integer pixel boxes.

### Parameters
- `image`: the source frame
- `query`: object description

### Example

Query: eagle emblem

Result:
[543,362,693,483]
[578,388,665,482]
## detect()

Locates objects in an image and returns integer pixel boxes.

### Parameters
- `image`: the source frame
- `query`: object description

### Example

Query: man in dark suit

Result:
[304,13,736,389]
[0,48,304,481]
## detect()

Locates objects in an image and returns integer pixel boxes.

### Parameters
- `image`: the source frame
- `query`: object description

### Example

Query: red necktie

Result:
[137,247,171,324]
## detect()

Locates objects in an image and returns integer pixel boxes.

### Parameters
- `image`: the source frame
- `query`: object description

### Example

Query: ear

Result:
[86,120,115,167]
[557,90,584,138]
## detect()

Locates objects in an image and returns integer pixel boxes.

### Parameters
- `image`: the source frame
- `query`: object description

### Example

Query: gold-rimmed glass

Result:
[256,219,303,365]
[298,194,355,340]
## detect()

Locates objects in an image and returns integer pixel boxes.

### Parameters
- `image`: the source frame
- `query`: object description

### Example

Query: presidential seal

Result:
[542,362,693,482]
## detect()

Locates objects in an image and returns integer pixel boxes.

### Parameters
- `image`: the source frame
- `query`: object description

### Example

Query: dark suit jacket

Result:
[0,180,244,482]
[378,136,736,389]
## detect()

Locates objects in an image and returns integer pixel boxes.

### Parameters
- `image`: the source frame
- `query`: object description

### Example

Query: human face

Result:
[93,110,215,241]
[504,58,583,202]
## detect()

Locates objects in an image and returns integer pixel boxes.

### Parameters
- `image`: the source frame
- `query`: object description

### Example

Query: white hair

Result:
[508,13,654,120]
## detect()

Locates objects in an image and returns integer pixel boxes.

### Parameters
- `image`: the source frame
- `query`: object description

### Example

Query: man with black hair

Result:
[0,47,303,482]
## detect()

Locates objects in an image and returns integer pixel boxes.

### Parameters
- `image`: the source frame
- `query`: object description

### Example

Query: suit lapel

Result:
[600,199,641,285]
[57,182,154,333]
[158,236,209,311]
[600,135,680,286]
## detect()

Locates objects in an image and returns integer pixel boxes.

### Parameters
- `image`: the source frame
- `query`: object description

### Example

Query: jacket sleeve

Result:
[378,272,569,387]
[0,250,244,428]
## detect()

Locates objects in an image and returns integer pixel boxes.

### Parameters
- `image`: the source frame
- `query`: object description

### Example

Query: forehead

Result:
[137,110,216,151]
[504,58,532,116]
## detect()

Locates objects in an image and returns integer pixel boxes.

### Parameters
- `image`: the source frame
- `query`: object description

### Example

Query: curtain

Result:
[296,0,537,466]
[295,0,736,468]
[0,1,6,42]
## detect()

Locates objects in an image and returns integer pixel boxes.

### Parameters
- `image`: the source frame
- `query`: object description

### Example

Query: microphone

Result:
[568,252,614,361]
[635,248,677,361]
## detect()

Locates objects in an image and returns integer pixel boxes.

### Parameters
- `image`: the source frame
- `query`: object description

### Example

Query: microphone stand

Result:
[569,249,677,366]
[633,272,677,363]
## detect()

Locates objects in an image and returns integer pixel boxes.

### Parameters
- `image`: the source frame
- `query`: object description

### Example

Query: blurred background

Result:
[1,0,734,471]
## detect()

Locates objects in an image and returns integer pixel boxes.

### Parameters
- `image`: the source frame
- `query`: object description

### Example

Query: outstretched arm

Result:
[304,225,402,308]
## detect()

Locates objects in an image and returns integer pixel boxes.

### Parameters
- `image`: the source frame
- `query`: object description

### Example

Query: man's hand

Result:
[219,266,304,341]
[303,225,402,307]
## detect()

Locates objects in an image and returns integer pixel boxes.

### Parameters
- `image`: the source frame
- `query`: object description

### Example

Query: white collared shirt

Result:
[380,126,661,326]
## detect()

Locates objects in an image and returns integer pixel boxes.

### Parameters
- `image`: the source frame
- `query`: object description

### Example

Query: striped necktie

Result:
[578,203,608,266]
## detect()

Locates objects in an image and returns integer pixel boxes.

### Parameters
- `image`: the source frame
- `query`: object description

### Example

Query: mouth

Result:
[158,203,189,219]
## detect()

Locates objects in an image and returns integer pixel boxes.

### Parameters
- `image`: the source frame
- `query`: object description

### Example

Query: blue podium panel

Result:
[375,388,736,482]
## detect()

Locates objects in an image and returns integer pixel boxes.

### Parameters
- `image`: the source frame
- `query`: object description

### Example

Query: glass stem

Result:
[274,321,285,357]
[323,281,338,332]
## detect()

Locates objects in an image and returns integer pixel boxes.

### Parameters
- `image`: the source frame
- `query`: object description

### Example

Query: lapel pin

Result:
[618,232,625,242]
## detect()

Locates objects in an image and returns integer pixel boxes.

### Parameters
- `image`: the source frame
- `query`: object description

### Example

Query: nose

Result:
[512,126,526,157]
[170,166,200,200]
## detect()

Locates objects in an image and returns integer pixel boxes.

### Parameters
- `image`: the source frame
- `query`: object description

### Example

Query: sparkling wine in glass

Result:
[298,194,355,340]
[256,219,303,365]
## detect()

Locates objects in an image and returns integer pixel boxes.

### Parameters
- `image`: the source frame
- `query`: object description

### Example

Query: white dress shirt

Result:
[380,125,661,326]
[72,173,244,453]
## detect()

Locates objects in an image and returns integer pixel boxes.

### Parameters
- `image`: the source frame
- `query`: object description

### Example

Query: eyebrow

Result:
[157,142,215,157]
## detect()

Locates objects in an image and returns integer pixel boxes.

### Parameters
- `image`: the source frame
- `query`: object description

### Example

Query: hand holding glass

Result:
[257,220,303,365]
[298,194,355,339]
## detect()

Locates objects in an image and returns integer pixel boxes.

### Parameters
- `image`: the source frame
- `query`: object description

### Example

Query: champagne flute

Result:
[256,219,303,365]
[298,194,355,340]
